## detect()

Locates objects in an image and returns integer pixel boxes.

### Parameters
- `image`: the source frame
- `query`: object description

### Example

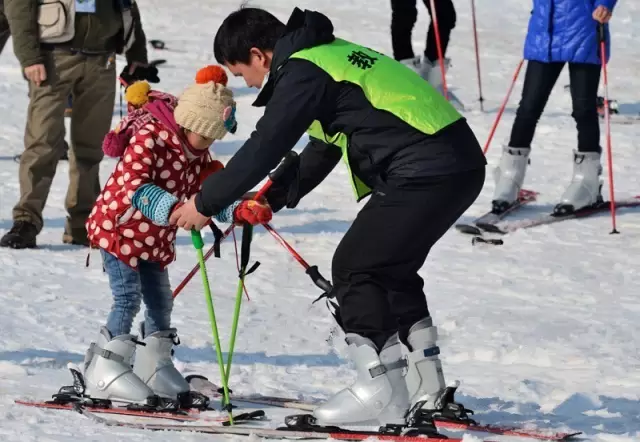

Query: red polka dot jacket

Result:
[86,120,219,270]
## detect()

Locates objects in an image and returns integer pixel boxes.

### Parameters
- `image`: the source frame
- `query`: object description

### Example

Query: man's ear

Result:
[249,47,271,68]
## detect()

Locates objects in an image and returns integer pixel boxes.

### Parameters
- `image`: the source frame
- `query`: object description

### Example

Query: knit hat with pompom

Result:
[174,65,237,140]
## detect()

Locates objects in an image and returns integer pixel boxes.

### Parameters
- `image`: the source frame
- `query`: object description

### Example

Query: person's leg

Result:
[422,0,456,63]
[1,51,75,249]
[390,0,419,61]
[65,53,116,245]
[103,250,143,337]
[313,167,485,426]
[133,261,190,400]
[0,10,10,55]
[492,60,564,209]
[83,250,154,403]
[555,63,603,213]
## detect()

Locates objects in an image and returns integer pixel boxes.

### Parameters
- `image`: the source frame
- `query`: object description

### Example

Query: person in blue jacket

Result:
[491,1,616,215]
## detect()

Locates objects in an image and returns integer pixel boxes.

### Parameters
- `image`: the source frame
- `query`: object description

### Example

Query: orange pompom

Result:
[195,65,228,86]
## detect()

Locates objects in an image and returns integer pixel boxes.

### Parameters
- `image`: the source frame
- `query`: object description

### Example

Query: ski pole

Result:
[598,23,618,234]
[172,151,300,299]
[262,223,333,295]
[223,224,259,401]
[483,59,524,154]
[470,0,484,111]
[429,0,449,100]
[190,229,233,423]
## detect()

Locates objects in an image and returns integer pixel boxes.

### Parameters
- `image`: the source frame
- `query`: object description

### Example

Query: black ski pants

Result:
[509,60,602,153]
[331,167,485,350]
[390,0,456,62]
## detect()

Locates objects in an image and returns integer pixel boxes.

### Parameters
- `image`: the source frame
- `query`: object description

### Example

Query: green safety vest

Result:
[290,38,462,201]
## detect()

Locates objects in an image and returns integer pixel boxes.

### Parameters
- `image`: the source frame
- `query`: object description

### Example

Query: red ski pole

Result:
[429,0,448,100]
[470,0,484,111]
[483,59,524,155]
[598,23,618,234]
[172,151,300,298]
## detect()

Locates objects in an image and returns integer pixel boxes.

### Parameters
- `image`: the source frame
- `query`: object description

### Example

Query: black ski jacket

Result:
[195,8,486,216]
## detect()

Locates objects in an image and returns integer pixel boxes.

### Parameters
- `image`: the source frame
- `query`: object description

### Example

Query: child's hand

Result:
[233,200,272,226]
[593,5,612,23]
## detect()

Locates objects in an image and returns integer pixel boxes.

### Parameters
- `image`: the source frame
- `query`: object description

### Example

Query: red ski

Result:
[186,376,582,441]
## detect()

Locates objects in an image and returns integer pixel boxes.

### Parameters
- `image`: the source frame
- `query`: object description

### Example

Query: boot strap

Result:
[368,358,408,377]
[89,342,125,363]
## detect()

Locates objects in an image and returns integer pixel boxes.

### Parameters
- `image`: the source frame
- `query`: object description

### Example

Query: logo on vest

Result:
[347,50,377,70]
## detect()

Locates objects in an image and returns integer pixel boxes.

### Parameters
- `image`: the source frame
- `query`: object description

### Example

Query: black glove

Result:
[120,63,160,85]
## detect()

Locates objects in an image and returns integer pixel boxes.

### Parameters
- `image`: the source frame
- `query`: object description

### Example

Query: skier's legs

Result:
[568,62,601,153]
[390,0,419,60]
[103,250,143,337]
[139,261,174,335]
[332,168,486,350]
[422,0,456,63]
[317,167,485,426]
[509,61,564,148]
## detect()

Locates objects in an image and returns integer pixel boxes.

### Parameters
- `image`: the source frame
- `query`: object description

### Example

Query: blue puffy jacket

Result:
[523,0,617,64]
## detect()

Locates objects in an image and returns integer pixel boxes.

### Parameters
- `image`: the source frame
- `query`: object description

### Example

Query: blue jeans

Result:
[101,250,173,337]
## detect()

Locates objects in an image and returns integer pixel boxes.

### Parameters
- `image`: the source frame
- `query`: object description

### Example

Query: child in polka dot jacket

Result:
[79,66,273,409]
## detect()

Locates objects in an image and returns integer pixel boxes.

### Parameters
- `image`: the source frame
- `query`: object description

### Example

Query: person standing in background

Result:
[491,0,616,215]
[1,0,157,249]
[0,0,9,55]
[389,0,462,107]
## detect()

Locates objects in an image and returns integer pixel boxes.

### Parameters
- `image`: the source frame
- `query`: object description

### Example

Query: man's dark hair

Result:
[214,7,286,65]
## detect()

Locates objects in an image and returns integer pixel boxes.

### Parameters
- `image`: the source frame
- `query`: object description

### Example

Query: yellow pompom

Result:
[125,81,151,107]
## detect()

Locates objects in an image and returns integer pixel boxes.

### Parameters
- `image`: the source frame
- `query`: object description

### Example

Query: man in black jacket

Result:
[171,7,485,428]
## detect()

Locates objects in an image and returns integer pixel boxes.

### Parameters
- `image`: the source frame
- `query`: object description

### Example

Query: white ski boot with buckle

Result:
[403,317,474,427]
[311,333,410,427]
[81,326,157,405]
[554,150,603,215]
[492,145,531,213]
[133,323,209,409]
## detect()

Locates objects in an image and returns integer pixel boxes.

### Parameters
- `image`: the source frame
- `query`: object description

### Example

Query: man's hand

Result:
[24,64,46,86]
[169,196,210,231]
[593,5,612,23]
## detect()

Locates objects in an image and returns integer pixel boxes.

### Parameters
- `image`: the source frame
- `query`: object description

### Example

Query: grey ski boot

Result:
[492,145,531,212]
[312,333,410,427]
[403,318,473,426]
[554,150,603,215]
[421,58,464,111]
[132,324,209,409]
[82,326,157,405]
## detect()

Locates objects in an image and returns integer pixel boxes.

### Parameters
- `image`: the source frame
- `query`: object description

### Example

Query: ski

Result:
[455,189,539,235]
[186,376,581,441]
[73,404,483,442]
[477,196,640,235]
[15,398,265,425]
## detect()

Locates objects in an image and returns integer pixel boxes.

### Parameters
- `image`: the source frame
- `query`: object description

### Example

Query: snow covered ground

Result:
[1,0,639,440]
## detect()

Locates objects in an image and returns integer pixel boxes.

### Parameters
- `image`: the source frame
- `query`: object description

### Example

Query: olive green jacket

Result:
[6,0,147,69]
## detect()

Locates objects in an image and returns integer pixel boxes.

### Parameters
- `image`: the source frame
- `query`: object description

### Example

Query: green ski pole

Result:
[191,228,234,424]
[223,223,260,397]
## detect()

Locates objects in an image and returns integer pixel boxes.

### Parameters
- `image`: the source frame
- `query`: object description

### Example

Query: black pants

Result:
[390,0,456,62]
[510,60,602,153]
[331,168,485,350]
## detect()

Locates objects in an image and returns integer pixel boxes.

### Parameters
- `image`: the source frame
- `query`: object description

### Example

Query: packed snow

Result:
[0,0,639,440]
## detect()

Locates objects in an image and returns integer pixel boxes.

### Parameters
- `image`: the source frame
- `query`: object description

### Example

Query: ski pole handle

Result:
[190,229,204,250]
[598,23,605,43]
[253,151,300,201]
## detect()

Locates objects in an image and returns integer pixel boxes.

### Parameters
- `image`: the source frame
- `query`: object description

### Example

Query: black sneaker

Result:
[0,221,38,249]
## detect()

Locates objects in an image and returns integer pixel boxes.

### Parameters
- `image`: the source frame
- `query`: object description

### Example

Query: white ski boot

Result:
[82,326,157,405]
[554,150,603,215]
[132,324,209,409]
[421,57,464,111]
[492,145,531,212]
[312,333,410,427]
[403,317,473,426]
